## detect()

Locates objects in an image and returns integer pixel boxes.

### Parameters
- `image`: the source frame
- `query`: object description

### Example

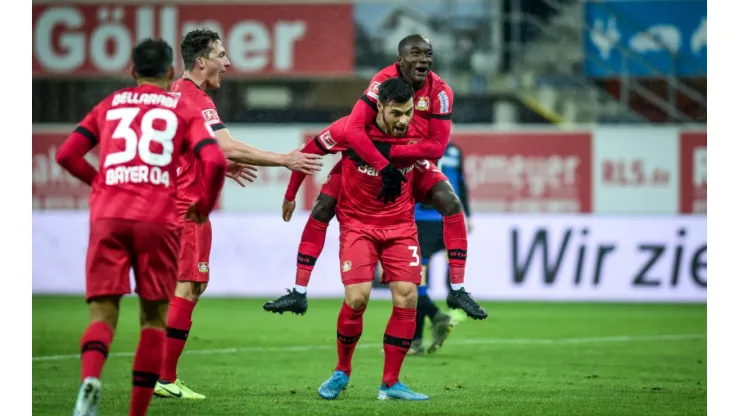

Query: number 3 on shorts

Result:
[408,245,420,266]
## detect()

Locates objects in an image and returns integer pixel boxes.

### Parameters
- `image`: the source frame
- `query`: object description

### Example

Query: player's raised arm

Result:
[56,109,101,185]
[343,97,393,172]
[389,85,453,161]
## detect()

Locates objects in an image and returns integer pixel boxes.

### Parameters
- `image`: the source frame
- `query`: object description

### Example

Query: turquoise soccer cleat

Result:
[318,370,349,400]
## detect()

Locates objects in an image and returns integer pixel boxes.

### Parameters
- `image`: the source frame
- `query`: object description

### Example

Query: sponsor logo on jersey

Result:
[367,81,381,100]
[319,131,337,149]
[437,91,450,114]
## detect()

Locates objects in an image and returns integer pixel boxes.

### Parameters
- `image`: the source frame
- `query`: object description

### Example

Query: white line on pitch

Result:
[31,333,705,363]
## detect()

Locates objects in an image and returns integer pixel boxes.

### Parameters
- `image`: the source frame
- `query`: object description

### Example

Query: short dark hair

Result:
[397,34,430,55]
[181,29,221,70]
[378,77,414,105]
[132,38,173,79]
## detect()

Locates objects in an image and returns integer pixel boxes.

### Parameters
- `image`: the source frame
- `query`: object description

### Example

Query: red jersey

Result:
[169,78,226,216]
[337,126,417,229]
[363,64,453,139]
[284,116,416,228]
[72,84,217,225]
[343,64,454,170]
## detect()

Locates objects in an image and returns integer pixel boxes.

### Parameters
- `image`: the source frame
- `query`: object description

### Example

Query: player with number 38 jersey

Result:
[69,86,224,225]
[57,39,227,416]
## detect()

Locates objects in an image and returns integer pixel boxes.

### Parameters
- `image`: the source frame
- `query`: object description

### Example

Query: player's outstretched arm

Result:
[284,138,330,202]
[56,129,98,185]
[390,86,454,160]
[343,99,393,171]
[214,128,322,175]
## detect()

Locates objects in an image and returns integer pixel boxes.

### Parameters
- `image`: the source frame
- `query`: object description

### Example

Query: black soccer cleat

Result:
[446,288,488,320]
[263,289,308,315]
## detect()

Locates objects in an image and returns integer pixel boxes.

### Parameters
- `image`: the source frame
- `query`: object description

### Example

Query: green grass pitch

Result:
[33,296,706,415]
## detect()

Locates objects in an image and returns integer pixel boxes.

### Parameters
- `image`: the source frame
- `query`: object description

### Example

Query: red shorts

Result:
[177,220,212,283]
[86,219,180,302]
[319,160,448,203]
[412,160,449,203]
[319,161,343,199]
[338,225,422,286]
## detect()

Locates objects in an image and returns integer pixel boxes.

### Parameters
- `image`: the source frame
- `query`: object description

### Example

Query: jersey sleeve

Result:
[56,103,103,185]
[184,106,226,215]
[285,121,348,201]
[314,119,349,154]
[343,74,395,171]
[389,83,453,161]
[431,82,454,119]
[182,103,217,151]
[198,96,226,132]
[75,101,103,145]
[361,71,394,107]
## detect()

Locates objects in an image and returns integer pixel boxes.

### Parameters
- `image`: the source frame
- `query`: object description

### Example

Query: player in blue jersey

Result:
[411,141,471,355]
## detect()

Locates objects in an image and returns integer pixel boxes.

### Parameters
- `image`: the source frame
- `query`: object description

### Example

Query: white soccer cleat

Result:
[73,377,101,416]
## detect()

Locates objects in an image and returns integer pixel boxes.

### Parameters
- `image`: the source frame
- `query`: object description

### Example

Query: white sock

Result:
[450,283,464,291]
[293,285,307,294]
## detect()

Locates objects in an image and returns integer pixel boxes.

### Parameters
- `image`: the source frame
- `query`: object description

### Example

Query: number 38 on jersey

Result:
[103,107,180,187]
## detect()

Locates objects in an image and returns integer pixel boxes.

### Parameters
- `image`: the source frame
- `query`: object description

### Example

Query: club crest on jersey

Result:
[202,109,221,125]
[415,97,429,111]
[342,260,352,272]
[319,131,337,149]
[198,262,209,273]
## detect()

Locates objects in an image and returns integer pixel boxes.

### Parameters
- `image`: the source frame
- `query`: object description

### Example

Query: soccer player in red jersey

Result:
[154,28,324,400]
[305,77,429,400]
[264,35,487,321]
[57,39,227,416]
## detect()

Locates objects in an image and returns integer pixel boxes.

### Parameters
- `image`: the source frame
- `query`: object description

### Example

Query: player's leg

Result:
[318,228,377,400]
[423,181,486,319]
[415,220,456,353]
[413,162,486,319]
[129,221,179,414]
[409,221,439,354]
[377,229,428,400]
[263,162,343,315]
[156,220,211,399]
[74,220,130,416]
[130,298,168,416]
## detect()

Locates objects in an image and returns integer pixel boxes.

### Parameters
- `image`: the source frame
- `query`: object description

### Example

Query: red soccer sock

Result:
[80,321,114,381]
[160,296,196,382]
[335,302,366,376]
[443,212,468,286]
[295,217,329,287]
[382,307,417,386]
[130,328,165,416]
